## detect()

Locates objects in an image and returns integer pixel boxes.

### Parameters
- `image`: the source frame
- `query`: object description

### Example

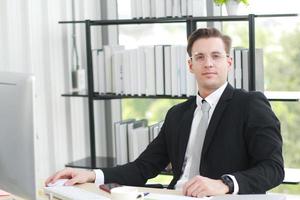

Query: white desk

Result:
[41,183,180,199]
[40,183,298,200]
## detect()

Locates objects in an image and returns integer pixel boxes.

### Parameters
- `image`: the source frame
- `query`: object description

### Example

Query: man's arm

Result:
[233,92,284,193]
[45,123,170,187]
[182,92,283,197]
[101,121,170,186]
[45,106,176,187]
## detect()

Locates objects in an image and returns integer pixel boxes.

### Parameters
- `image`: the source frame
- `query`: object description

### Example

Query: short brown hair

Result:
[187,28,232,57]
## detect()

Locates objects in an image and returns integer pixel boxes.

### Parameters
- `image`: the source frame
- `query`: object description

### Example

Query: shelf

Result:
[264,91,300,101]
[65,156,116,169]
[62,92,300,102]
[58,14,298,25]
[62,91,300,101]
[62,91,89,97]
[65,156,174,178]
[62,92,194,100]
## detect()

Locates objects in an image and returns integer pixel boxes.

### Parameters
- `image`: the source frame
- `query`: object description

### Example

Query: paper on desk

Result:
[145,193,212,200]
[0,189,10,196]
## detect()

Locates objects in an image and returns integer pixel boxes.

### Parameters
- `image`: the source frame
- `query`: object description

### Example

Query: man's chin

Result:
[201,82,220,90]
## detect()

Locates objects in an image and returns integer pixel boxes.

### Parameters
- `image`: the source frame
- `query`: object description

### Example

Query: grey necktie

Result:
[188,100,211,179]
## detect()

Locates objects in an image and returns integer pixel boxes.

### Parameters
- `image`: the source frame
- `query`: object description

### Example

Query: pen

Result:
[136,192,149,198]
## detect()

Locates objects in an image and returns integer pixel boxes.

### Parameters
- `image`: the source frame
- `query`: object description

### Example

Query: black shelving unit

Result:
[65,156,116,169]
[62,92,197,99]
[59,13,298,169]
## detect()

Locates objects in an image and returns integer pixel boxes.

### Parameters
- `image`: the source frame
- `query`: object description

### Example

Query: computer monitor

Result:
[0,72,37,199]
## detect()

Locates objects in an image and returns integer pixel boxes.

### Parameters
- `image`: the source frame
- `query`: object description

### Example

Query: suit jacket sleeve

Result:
[232,92,284,194]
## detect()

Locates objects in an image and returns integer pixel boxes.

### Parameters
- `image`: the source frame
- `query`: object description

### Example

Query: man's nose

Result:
[203,56,213,68]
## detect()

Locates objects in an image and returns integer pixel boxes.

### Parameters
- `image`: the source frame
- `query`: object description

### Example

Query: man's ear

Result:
[188,59,194,73]
[227,56,233,71]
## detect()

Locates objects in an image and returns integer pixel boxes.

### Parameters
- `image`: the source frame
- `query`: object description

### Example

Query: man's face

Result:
[188,37,232,93]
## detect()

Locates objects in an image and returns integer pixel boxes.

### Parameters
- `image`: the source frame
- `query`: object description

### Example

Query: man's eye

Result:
[195,55,204,60]
[212,54,221,59]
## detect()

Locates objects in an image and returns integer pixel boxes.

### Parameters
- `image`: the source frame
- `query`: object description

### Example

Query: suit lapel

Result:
[201,84,234,157]
[176,98,197,175]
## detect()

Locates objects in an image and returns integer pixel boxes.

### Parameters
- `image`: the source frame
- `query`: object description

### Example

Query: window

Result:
[225,2,300,194]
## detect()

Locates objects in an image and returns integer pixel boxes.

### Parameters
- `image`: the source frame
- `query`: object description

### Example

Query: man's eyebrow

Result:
[193,51,224,55]
[192,52,204,55]
[211,51,224,54]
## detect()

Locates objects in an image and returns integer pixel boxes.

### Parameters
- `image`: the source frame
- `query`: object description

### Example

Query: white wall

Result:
[0,0,113,191]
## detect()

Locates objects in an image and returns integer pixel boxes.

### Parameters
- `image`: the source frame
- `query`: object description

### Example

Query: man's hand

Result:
[45,168,96,186]
[182,175,229,197]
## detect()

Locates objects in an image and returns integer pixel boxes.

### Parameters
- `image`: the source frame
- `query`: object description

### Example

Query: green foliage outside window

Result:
[122,99,184,125]
[213,0,249,6]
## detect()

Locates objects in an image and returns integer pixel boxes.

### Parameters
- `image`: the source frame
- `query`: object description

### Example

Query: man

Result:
[46,28,284,197]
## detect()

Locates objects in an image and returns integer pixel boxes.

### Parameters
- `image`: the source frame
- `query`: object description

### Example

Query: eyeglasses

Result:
[190,52,229,65]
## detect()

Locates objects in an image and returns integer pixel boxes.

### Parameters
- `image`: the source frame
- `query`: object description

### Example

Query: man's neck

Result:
[198,82,228,99]
[198,89,216,99]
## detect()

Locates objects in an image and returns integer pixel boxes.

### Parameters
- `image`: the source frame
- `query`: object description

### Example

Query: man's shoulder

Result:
[233,88,266,100]
[169,96,196,113]
[231,88,269,108]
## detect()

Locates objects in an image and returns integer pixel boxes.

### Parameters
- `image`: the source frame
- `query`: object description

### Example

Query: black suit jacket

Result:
[102,84,284,194]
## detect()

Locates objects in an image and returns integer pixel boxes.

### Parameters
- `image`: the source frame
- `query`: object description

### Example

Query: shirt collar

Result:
[196,82,228,108]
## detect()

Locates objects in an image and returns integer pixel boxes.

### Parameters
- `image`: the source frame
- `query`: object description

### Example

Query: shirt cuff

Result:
[227,174,239,194]
[94,169,105,186]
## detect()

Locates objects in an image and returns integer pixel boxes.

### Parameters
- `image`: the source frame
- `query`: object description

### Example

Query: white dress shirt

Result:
[175,82,239,194]
[94,82,239,194]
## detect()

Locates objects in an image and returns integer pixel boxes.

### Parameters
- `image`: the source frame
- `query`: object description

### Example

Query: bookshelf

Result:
[59,13,298,169]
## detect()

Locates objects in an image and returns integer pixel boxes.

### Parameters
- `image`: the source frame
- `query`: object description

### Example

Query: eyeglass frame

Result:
[189,51,230,65]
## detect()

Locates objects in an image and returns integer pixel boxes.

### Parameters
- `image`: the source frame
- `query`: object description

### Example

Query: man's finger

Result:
[183,178,198,195]
[186,180,202,197]
[197,189,206,198]
[65,177,80,186]
[45,176,54,186]
[50,169,71,183]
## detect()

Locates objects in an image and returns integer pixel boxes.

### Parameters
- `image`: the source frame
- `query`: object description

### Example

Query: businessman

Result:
[46,28,284,197]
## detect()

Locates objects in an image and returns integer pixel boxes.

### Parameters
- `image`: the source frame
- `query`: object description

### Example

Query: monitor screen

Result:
[0,72,37,199]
